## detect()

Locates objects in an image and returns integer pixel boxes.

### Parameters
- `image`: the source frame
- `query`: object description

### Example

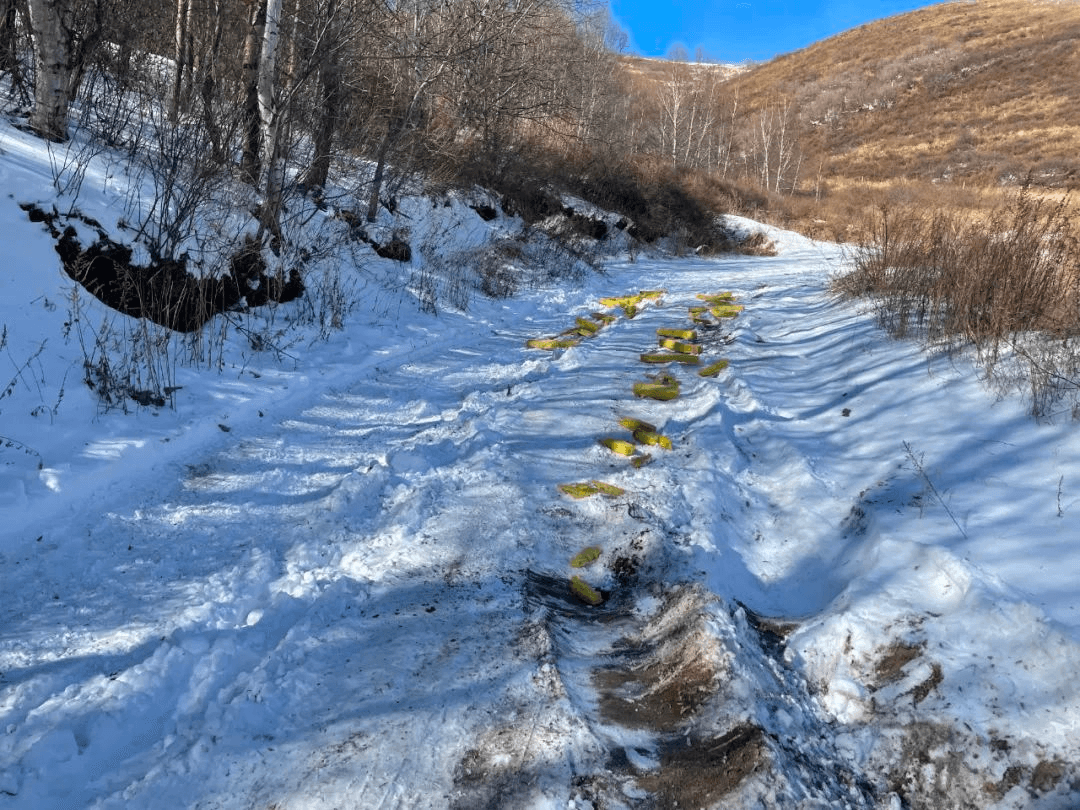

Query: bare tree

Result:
[196,0,231,163]
[570,5,621,148]
[301,0,344,190]
[749,96,800,194]
[168,0,194,123]
[0,0,29,100]
[363,0,460,221]
[716,86,737,177]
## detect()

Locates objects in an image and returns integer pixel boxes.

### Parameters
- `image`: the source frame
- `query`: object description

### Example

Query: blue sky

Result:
[607,0,939,63]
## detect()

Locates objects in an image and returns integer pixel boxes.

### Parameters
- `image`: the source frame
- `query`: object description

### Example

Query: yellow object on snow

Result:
[633,428,673,450]
[575,317,601,334]
[697,292,735,303]
[711,304,744,318]
[633,373,680,400]
[591,481,626,497]
[640,353,700,365]
[527,337,580,350]
[570,576,604,605]
[558,481,626,499]
[657,338,701,355]
[657,327,697,341]
[619,416,657,433]
[698,359,730,377]
[570,546,603,568]
[599,437,637,456]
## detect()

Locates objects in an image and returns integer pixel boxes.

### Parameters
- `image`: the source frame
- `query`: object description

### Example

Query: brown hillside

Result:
[613,0,1080,240]
[730,0,1080,189]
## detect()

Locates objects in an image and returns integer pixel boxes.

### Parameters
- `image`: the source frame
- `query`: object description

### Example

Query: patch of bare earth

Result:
[871,640,923,689]
[635,724,768,810]
[589,587,773,808]
[593,602,719,733]
[452,733,541,810]
[834,635,1080,808]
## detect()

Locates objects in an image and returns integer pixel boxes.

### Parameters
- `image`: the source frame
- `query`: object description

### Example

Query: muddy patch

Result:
[737,600,796,660]
[452,731,541,810]
[589,587,779,806]
[908,662,943,706]
[594,656,715,734]
[872,640,923,690]
[523,570,633,624]
[889,724,1076,808]
[472,568,891,809]
[634,724,768,810]
[594,603,720,733]
[882,721,1003,809]
[851,635,1078,809]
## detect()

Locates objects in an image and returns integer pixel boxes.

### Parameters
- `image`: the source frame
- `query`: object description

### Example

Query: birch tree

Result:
[25,0,105,140]
[168,0,194,123]
[26,0,75,139]
[241,0,267,184]
[254,0,284,236]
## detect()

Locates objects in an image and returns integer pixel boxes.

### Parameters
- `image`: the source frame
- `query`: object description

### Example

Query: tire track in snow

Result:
[13,239,1072,808]
[442,286,881,809]
[1,314,564,808]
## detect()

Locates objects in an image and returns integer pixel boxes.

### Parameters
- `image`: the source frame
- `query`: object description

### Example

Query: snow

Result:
[2,117,1080,808]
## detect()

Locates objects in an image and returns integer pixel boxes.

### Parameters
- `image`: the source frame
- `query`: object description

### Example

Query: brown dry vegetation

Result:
[837,187,1080,416]
[619,0,1080,239]
[728,0,1080,187]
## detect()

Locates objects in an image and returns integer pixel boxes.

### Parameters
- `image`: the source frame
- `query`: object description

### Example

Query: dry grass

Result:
[778,177,1006,242]
[836,187,1080,415]
[838,189,1079,339]
[616,0,1080,239]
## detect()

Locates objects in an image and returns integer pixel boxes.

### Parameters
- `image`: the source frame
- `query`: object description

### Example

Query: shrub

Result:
[836,188,1080,416]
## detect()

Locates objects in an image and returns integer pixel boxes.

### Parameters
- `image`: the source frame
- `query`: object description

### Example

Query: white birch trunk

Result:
[257,0,282,173]
[169,0,192,123]
[257,0,283,237]
[27,0,72,141]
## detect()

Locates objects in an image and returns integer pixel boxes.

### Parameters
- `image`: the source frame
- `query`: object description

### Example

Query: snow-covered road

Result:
[4,218,1080,809]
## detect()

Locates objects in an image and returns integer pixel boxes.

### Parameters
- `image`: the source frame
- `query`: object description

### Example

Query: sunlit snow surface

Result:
[2,121,1080,809]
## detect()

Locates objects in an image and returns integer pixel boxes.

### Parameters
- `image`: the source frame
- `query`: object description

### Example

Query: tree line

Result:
[0,0,801,263]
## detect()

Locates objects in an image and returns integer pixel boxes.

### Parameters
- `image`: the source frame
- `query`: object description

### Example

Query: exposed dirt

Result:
[588,587,780,807]
[463,558,1077,809]
[886,721,996,809]
[22,205,303,331]
[737,600,797,660]
[1031,759,1067,794]
[594,615,719,733]
[470,203,498,222]
[452,728,541,810]
[872,640,924,689]
[908,662,943,706]
[635,724,768,810]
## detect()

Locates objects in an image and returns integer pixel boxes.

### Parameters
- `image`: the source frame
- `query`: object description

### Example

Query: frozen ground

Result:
[2,120,1080,809]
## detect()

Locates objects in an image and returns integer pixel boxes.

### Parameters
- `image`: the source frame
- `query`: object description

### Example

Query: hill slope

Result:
[729,0,1080,190]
